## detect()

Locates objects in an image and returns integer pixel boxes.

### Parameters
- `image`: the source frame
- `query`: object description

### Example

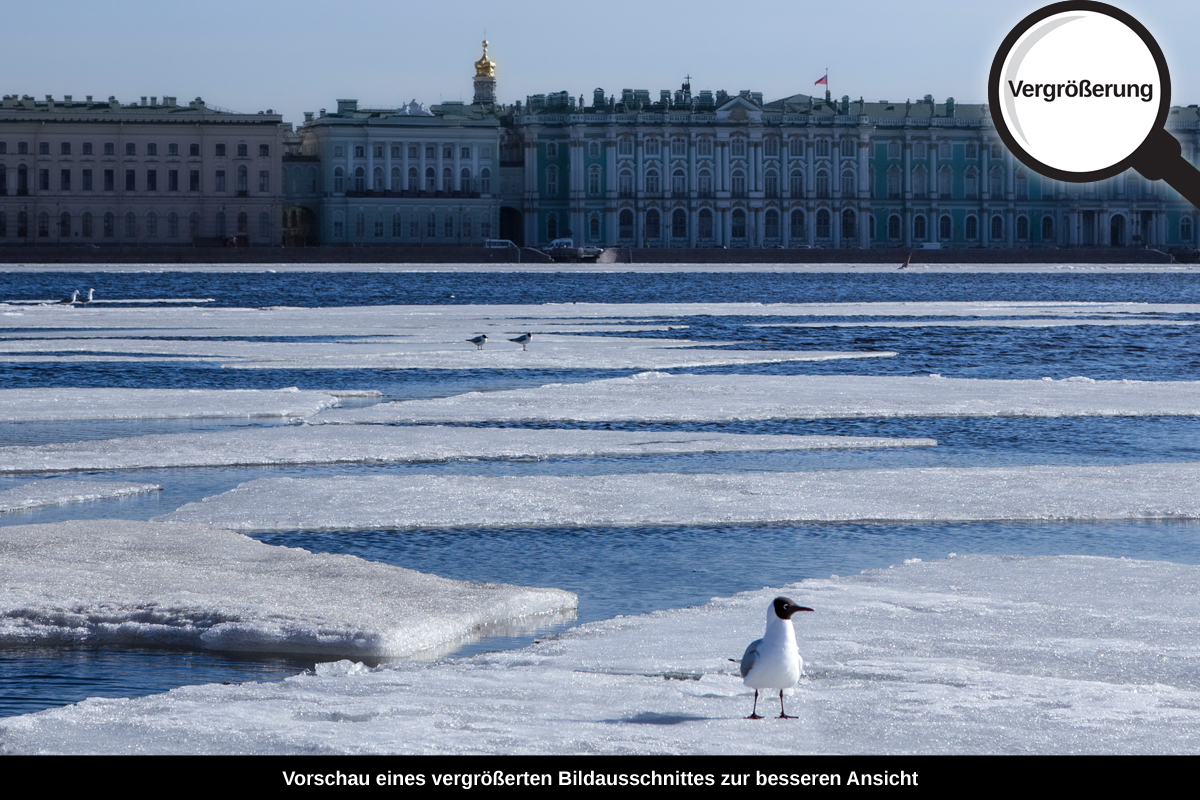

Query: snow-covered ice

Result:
[0,388,339,423]
[0,520,576,657]
[0,481,160,513]
[0,426,934,474]
[155,463,1200,530]
[314,372,1200,425]
[3,554,1196,754]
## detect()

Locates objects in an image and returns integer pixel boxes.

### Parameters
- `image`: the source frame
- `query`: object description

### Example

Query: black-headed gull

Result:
[740,596,813,719]
[508,332,532,350]
[466,334,487,350]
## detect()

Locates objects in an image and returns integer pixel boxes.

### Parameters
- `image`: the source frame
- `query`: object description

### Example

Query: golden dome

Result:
[474,40,495,78]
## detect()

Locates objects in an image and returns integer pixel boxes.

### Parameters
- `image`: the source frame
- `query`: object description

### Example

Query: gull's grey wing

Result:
[740,638,762,679]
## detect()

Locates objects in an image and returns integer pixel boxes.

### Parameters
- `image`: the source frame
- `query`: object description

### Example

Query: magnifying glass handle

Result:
[1132,128,1200,211]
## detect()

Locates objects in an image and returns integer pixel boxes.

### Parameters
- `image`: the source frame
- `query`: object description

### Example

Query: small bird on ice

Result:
[466,334,487,350]
[740,596,813,719]
[508,332,532,350]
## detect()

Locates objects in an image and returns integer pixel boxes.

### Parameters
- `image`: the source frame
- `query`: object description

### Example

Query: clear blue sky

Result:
[8,1,1200,124]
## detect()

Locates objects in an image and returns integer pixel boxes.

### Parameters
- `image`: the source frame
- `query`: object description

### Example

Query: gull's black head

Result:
[773,597,814,619]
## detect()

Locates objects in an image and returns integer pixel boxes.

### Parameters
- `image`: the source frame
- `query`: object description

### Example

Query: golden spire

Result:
[475,40,495,78]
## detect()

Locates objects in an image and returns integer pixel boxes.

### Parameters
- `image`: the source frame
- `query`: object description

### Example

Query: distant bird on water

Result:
[466,334,488,350]
[81,288,96,306]
[739,596,813,719]
[508,332,532,350]
[57,290,80,305]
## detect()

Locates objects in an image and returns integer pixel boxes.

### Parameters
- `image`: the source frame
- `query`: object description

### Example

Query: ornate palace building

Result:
[0,94,284,245]
[512,83,1200,250]
[283,43,501,247]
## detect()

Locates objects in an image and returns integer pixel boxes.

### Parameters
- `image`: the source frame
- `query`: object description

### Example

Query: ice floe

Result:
[0,427,934,474]
[314,373,1200,425]
[0,520,576,657]
[155,463,1200,530]
[3,554,1196,754]
[0,481,160,513]
[0,388,339,423]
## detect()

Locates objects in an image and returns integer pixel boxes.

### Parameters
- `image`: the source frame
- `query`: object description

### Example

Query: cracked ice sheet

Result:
[155,463,1200,531]
[0,388,339,424]
[3,554,1198,754]
[0,427,934,474]
[314,372,1200,425]
[0,334,889,371]
[0,481,160,512]
[0,520,576,658]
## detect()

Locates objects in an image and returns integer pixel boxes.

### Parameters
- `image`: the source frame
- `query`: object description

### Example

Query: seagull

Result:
[80,288,96,306]
[466,334,487,350]
[740,596,813,719]
[57,290,79,305]
[508,332,532,350]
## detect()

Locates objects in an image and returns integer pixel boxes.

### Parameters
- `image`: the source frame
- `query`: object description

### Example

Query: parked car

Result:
[545,238,575,252]
[579,245,603,258]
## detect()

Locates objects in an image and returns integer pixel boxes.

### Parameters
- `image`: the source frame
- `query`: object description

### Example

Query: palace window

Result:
[619,208,633,239]
[914,214,926,239]
[816,139,830,158]
[790,209,805,239]
[938,168,952,198]
[699,208,713,239]
[842,209,856,239]
[672,169,687,196]
[966,215,978,239]
[731,208,746,238]
[789,139,804,157]
[672,208,687,239]
[815,169,830,198]
[816,209,831,238]
[731,169,746,197]
[730,137,746,158]
[645,168,660,194]
[645,208,661,239]
[698,137,713,157]
[698,168,713,197]
[764,209,779,239]
[763,137,778,157]
[841,169,855,198]
[887,140,901,159]
[940,215,952,240]
[645,138,660,157]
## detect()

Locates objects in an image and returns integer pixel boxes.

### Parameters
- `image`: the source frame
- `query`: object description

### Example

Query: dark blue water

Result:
[3,266,1200,717]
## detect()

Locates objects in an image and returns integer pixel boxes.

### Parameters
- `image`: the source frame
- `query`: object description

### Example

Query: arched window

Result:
[618,137,633,156]
[887,140,901,159]
[841,169,855,198]
[914,214,926,240]
[764,169,778,198]
[672,169,687,196]
[698,137,713,157]
[912,167,928,199]
[589,213,601,241]
[671,138,686,156]
[427,212,437,238]
[816,139,831,158]
[619,208,634,239]
[730,137,746,157]
[990,168,1003,198]
[1042,215,1055,242]
[1182,216,1194,241]
[790,209,805,239]
[461,168,473,192]
[333,167,344,193]
[966,142,978,160]
[991,215,1004,240]
[816,209,831,239]
[788,138,804,157]
[816,170,830,198]
[59,211,71,238]
[393,211,403,238]
[124,211,136,238]
[588,166,601,197]
[764,209,779,239]
[672,208,687,239]
[333,212,345,239]
[354,211,365,238]
[1017,215,1029,239]
[104,212,115,238]
[444,213,454,238]
[480,168,491,194]
[645,168,660,194]
[965,169,979,199]
[731,169,746,197]
[189,213,200,238]
[619,169,634,196]
[940,215,952,240]
[938,168,953,198]
[236,212,247,234]
[443,168,453,193]
[588,140,601,159]
[373,167,384,192]
[1015,168,1029,199]
[391,167,402,192]
[145,212,156,238]
[408,167,418,192]
[763,137,778,157]
[790,169,804,198]
[425,167,435,191]
[699,208,713,239]
[82,212,93,238]
[238,165,249,193]
[966,215,978,239]
[887,167,901,199]
[698,168,713,197]
[731,208,746,238]
[990,143,1002,160]
[645,208,661,239]
[547,212,559,240]
[888,214,901,239]
[259,212,271,239]
[841,208,856,239]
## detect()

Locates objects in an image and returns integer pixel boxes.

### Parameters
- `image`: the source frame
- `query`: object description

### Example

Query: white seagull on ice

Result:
[508,332,532,350]
[740,596,813,719]
[466,334,487,350]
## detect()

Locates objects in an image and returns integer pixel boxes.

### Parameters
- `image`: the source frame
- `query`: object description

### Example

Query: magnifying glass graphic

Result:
[989,1,1200,209]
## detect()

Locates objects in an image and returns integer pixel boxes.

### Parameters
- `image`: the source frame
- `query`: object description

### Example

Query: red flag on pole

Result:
[814,73,828,86]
